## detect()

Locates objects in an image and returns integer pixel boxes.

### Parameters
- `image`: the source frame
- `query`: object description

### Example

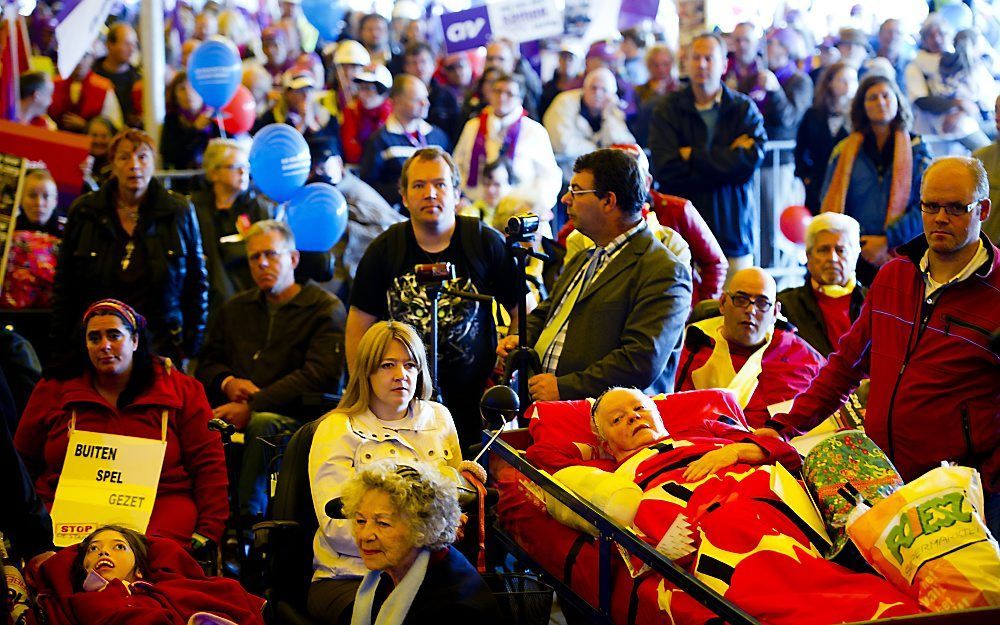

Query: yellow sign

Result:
[50,413,167,547]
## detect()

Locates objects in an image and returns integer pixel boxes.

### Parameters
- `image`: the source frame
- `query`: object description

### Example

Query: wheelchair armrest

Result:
[250,520,314,607]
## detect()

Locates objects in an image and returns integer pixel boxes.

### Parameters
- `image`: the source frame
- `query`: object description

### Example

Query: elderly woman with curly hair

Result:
[307,321,482,624]
[343,460,501,625]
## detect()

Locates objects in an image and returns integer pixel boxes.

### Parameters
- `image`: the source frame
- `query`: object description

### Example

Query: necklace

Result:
[121,240,135,271]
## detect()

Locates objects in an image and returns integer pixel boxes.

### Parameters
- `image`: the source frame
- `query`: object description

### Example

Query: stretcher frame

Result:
[486,428,1000,625]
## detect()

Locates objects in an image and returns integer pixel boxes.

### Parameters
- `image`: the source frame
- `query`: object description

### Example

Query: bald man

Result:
[544,68,636,179]
[767,156,1000,537]
[675,267,824,428]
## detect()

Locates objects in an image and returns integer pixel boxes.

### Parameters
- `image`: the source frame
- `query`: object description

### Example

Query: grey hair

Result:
[921,156,989,202]
[589,386,645,439]
[805,213,861,254]
[341,460,461,551]
[920,13,955,42]
[244,219,296,249]
[690,31,728,58]
[203,138,248,172]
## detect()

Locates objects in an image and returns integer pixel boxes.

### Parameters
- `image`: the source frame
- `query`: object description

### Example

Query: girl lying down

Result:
[529,387,924,625]
[36,525,265,625]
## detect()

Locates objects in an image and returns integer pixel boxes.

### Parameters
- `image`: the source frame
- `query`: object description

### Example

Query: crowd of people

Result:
[1,1,999,624]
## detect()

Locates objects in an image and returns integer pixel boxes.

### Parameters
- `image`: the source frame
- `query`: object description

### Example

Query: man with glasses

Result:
[763,156,1000,537]
[497,149,691,401]
[453,73,562,209]
[675,267,824,428]
[196,220,346,520]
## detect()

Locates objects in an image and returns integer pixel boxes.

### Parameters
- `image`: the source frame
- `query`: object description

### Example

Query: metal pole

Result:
[139,0,165,148]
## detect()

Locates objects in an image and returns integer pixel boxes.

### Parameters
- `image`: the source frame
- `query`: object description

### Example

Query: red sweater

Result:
[675,327,826,428]
[341,98,393,164]
[649,191,728,303]
[14,361,228,543]
[48,73,114,128]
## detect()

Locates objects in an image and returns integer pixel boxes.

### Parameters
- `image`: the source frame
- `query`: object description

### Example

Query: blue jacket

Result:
[359,118,450,209]
[649,85,767,257]
[820,134,932,248]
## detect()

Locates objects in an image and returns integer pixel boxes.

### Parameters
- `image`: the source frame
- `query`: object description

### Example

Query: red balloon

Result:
[219,85,256,135]
[780,205,812,245]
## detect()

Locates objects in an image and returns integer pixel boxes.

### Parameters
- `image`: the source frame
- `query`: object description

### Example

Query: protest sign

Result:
[50,422,167,547]
[442,0,563,54]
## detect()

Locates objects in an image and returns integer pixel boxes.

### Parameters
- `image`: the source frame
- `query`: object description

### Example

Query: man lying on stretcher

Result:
[526,386,798,472]
[527,387,924,625]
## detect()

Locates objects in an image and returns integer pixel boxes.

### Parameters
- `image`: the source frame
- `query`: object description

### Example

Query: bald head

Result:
[720,268,779,348]
[592,388,667,461]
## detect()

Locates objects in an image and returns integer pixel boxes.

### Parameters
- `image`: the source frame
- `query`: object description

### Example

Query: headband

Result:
[83,299,146,332]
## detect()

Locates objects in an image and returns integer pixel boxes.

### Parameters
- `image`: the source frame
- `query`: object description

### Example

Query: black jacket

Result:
[777,281,868,357]
[759,70,813,164]
[649,84,767,257]
[52,178,208,361]
[195,283,346,415]
[366,547,502,625]
[795,107,850,213]
[190,187,275,317]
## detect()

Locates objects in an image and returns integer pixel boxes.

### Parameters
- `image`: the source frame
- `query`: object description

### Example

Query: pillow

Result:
[545,465,643,536]
[526,389,750,453]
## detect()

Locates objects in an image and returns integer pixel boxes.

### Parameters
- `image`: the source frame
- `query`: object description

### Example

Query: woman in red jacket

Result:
[14,299,228,547]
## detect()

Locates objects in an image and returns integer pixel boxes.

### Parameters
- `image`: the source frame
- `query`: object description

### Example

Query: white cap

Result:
[392,1,423,21]
[354,64,393,91]
[332,39,371,66]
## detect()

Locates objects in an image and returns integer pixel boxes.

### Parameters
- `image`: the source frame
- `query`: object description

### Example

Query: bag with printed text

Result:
[846,464,1000,611]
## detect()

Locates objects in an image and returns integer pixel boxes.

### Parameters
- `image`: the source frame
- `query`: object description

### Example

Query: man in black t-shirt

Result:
[347,147,524,450]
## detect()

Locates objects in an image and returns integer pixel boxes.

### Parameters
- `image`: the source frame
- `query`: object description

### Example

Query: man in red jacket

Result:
[675,267,825,428]
[761,156,1000,537]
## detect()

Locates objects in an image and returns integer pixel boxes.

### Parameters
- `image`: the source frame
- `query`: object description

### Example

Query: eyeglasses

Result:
[248,249,289,263]
[726,292,774,312]
[566,187,601,198]
[218,162,250,171]
[919,200,981,217]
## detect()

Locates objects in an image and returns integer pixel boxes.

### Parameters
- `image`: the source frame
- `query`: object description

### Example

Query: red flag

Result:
[0,9,31,121]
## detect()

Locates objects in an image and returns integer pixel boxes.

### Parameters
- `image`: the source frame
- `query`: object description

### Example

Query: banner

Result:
[441,0,564,54]
[54,0,116,79]
[50,427,167,547]
[0,120,91,202]
[0,152,25,293]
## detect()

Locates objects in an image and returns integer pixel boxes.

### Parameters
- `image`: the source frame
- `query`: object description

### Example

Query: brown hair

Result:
[850,74,913,134]
[109,128,157,161]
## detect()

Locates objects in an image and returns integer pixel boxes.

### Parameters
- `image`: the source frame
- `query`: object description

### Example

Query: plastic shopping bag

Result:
[846,465,1000,611]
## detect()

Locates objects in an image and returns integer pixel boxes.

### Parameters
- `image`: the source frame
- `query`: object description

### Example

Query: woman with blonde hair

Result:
[307,321,478,625]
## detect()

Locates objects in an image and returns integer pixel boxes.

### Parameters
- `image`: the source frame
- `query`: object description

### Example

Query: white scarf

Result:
[689,317,773,408]
[351,548,431,625]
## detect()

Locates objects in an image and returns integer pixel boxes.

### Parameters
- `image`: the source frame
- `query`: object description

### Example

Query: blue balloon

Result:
[301,0,346,41]
[249,124,311,202]
[186,37,242,109]
[287,184,349,252]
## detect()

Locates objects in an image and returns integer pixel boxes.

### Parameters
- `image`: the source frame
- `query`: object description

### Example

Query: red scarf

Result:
[467,106,525,187]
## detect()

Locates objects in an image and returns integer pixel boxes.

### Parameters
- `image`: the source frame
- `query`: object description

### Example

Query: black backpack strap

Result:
[386,221,411,280]
[457,216,491,288]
